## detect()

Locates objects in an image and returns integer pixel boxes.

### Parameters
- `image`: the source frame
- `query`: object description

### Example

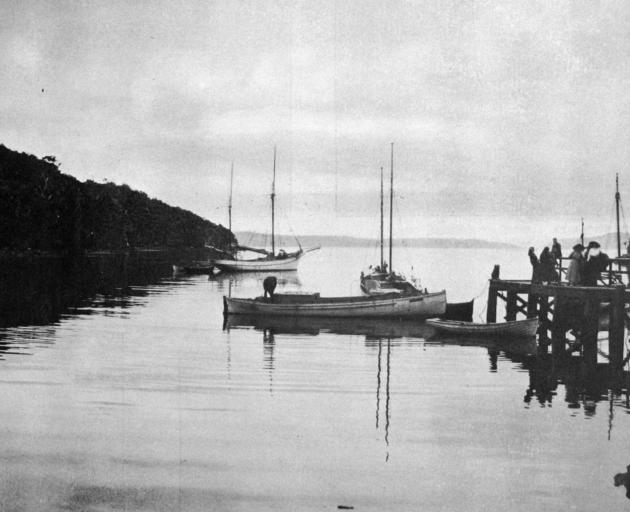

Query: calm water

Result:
[1,247,629,511]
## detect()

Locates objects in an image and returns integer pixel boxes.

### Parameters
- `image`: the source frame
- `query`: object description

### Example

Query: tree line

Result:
[0,144,235,254]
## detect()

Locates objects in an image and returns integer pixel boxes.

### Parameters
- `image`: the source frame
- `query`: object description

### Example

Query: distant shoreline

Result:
[235,231,521,250]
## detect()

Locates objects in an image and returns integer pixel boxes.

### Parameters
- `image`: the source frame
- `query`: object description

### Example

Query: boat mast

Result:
[380,166,384,270]
[388,142,394,274]
[228,161,233,232]
[616,173,621,258]
[580,217,584,247]
[271,146,276,256]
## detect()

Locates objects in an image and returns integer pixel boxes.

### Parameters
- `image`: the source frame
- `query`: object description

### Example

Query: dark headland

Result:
[0,144,235,257]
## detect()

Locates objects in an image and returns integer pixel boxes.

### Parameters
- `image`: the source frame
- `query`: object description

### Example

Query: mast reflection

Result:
[263,328,275,393]
[374,337,392,461]
[223,314,630,434]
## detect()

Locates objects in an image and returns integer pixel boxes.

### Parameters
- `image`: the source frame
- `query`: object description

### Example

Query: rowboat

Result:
[425,317,538,338]
[223,290,447,318]
[172,263,214,275]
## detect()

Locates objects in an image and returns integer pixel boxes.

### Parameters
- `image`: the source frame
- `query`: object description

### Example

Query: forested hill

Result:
[0,145,235,253]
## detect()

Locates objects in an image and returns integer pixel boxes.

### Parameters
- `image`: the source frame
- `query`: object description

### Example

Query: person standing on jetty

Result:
[582,241,610,286]
[539,247,559,283]
[528,247,541,283]
[551,237,563,264]
[566,243,584,285]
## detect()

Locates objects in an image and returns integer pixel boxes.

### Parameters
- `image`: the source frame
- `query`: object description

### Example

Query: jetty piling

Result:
[486,264,629,369]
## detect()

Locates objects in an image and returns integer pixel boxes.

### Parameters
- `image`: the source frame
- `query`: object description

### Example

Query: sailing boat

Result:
[360,143,424,296]
[212,147,318,272]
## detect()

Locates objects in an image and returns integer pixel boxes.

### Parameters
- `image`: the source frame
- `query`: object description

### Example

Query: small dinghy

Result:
[426,317,538,338]
[172,263,214,275]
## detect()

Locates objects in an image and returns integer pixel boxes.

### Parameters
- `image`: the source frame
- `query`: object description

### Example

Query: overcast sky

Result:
[2,0,630,245]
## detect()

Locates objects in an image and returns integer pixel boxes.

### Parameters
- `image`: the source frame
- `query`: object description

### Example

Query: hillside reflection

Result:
[0,253,175,328]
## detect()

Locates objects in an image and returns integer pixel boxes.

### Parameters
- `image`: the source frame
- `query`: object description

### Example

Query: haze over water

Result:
[0,247,629,511]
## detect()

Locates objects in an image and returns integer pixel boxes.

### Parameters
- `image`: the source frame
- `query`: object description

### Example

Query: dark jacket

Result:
[582,252,610,286]
[539,247,559,282]
[551,241,562,261]
[528,249,540,283]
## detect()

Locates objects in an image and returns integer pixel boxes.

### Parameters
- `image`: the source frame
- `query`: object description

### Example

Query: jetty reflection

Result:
[224,313,630,430]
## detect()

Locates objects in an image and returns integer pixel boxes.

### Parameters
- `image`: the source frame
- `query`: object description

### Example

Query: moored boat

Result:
[212,247,319,272]
[172,263,214,275]
[212,148,318,273]
[425,317,538,338]
[223,289,447,318]
[360,144,429,297]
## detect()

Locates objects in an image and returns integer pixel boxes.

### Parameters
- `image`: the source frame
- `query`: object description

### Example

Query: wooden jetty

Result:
[486,263,630,370]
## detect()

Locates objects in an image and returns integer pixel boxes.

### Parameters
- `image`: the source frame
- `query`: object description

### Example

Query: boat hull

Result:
[224,290,447,318]
[172,264,214,275]
[426,318,538,338]
[213,255,301,272]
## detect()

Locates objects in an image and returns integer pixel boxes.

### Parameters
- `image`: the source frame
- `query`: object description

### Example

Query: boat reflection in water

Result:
[223,314,542,464]
[206,270,302,293]
[223,314,435,339]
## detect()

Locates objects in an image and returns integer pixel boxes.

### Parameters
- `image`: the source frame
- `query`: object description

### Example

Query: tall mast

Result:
[228,161,233,232]
[388,142,394,274]
[380,166,384,269]
[271,146,276,256]
[616,173,621,258]
[580,217,584,247]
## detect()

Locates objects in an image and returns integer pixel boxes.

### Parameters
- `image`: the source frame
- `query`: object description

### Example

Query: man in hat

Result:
[582,241,609,286]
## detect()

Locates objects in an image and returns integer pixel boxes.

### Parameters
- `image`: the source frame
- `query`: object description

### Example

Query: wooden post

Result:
[582,298,600,370]
[608,284,625,368]
[506,291,517,321]
[551,295,566,357]
[538,295,549,343]
[527,280,538,318]
[487,266,499,324]
[487,282,498,324]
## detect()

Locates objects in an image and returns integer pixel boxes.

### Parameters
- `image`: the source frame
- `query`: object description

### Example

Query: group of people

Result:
[528,239,561,284]
[529,238,610,286]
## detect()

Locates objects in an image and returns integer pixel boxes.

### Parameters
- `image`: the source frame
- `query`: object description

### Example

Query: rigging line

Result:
[620,201,629,243]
